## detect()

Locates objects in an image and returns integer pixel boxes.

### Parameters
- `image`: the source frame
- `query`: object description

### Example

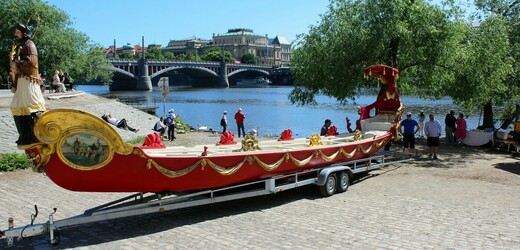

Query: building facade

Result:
[207,28,291,66]
[105,28,291,65]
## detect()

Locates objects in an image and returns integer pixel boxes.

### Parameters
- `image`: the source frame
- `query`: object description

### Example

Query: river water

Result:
[77,85,482,137]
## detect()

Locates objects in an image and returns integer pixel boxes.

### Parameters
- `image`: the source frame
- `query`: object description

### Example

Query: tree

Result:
[290,0,519,130]
[289,0,463,105]
[146,47,164,60]
[434,0,519,128]
[201,49,235,62]
[445,15,514,128]
[0,0,113,85]
[119,51,135,59]
[240,52,259,64]
[186,52,201,61]
[163,51,176,60]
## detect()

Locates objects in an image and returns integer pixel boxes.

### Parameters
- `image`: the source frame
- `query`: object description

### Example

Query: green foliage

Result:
[445,15,514,109]
[201,49,235,62]
[127,136,145,145]
[0,153,32,172]
[175,117,190,132]
[186,52,201,61]
[289,0,519,120]
[0,0,113,85]
[147,47,164,60]
[120,51,135,59]
[163,51,176,60]
[290,0,462,105]
[240,52,259,64]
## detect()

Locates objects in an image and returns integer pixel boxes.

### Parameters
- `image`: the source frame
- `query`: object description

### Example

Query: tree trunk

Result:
[480,102,494,129]
[499,103,520,129]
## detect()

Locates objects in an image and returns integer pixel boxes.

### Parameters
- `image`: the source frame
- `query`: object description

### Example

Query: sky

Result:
[43,0,331,48]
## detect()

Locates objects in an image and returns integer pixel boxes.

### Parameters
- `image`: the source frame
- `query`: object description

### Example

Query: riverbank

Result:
[0,90,226,154]
[1,90,519,248]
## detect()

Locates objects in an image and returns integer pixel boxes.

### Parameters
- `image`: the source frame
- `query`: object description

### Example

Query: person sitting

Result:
[153,116,167,136]
[320,119,332,136]
[63,72,74,91]
[101,113,139,133]
[52,70,66,93]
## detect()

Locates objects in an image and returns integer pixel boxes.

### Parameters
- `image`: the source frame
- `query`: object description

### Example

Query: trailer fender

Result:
[316,166,353,186]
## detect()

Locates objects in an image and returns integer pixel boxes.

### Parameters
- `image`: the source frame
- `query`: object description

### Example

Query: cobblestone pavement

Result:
[1,90,519,249]
[1,152,519,249]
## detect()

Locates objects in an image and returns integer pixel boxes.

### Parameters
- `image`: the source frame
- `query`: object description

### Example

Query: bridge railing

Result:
[108,58,274,69]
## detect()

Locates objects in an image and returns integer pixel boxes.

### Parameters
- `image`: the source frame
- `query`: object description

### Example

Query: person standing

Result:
[234,108,245,137]
[399,112,420,150]
[424,113,442,160]
[455,113,467,144]
[445,110,456,145]
[9,23,46,146]
[166,109,176,141]
[417,111,426,138]
[220,111,228,133]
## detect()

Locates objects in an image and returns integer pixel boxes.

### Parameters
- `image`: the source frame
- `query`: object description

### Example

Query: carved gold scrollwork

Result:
[287,153,313,166]
[354,130,363,141]
[340,147,357,159]
[150,159,203,178]
[19,143,54,173]
[29,109,134,172]
[309,133,323,146]
[235,135,262,152]
[318,150,340,162]
[254,155,286,171]
[205,157,247,175]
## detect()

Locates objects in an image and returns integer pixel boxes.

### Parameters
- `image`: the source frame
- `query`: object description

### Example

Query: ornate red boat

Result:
[20,64,404,193]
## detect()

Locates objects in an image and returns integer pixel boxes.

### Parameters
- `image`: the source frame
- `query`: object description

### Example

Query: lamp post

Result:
[158,77,169,116]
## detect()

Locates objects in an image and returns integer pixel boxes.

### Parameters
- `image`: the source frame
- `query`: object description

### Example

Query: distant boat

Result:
[236,77,271,87]
[135,105,158,115]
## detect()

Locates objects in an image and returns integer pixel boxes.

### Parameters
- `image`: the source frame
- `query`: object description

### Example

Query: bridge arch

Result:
[112,67,138,80]
[150,66,219,79]
[228,68,270,78]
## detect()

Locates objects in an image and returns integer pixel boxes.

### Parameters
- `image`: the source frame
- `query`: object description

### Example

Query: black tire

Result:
[336,171,349,193]
[319,173,337,197]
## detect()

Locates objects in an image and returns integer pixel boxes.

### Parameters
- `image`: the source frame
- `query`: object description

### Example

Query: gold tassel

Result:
[383,67,386,75]
[369,68,372,76]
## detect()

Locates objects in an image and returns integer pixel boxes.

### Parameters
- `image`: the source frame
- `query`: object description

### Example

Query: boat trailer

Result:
[1,153,411,247]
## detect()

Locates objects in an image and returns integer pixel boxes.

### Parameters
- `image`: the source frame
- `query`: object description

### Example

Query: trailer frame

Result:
[1,153,410,247]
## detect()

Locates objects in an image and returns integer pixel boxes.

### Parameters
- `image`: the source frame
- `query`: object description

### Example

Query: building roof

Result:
[272,35,290,45]
[215,28,262,37]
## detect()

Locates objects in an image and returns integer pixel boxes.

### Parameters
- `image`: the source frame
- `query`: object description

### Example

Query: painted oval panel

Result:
[61,133,110,169]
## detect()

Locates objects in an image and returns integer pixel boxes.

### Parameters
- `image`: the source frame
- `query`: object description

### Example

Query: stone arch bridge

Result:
[108,59,274,90]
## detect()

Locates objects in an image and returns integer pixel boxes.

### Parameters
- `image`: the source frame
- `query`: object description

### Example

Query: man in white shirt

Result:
[220,111,228,133]
[424,113,442,160]
[102,114,139,133]
[153,116,167,136]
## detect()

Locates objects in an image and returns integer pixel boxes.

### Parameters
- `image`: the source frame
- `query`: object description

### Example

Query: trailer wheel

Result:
[319,173,337,197]
[336,171,349,193]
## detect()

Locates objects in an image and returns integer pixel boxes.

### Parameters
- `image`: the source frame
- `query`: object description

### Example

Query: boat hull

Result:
[23,109,393,193]
[43,135,390,192]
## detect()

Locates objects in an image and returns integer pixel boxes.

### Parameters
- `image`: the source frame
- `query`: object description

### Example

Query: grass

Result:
[0,153,32,172]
